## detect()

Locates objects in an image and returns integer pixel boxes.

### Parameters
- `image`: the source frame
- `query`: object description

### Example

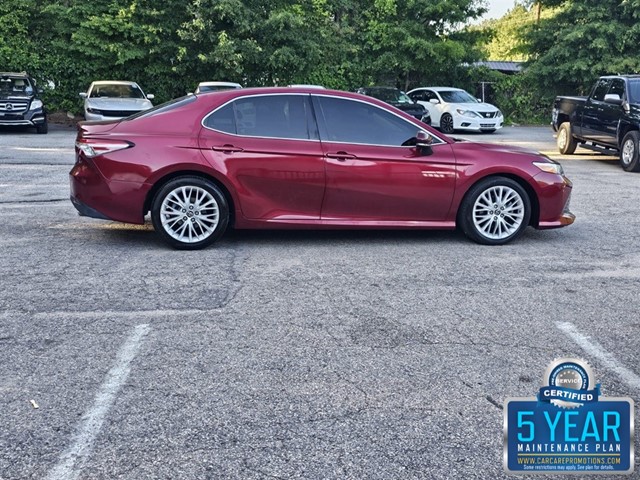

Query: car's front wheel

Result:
[36,122,48,134]
[440,113,455,134]
[458,177,531,245]
[620,131,640,172]
[151,176,229,249]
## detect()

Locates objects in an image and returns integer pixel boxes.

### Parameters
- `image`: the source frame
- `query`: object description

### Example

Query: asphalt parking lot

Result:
[0,124,638,479]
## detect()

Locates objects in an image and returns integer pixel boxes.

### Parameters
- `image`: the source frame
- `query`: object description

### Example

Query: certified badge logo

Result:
[504,358,634,474]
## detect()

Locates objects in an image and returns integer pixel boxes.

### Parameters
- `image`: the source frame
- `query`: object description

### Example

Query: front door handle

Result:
[212,144,244,153]
[326,151,356,161]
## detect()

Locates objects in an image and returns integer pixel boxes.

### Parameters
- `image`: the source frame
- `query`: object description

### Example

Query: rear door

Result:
[199,93,325,221]
[312,95,456,222]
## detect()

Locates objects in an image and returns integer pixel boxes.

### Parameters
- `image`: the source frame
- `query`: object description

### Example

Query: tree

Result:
[523,0,640,93]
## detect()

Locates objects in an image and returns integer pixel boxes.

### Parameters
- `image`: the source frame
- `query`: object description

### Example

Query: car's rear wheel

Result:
[620,131,640,172]
[440,113,455,134]
[151,176,229,249]
[458,177,531,245]
[557,122,576,154]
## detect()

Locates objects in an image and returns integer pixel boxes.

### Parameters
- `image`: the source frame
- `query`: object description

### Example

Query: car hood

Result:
[452,140,540,157]
[389,102,425,113]
[86,98,152,110]
[446,102,499,113]
[0,92,33,100]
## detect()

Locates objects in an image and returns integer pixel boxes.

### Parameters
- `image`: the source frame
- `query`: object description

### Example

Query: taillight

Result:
[75,138,134,158]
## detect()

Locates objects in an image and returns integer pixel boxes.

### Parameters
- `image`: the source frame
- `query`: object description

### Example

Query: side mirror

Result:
[415,130,434,156]
[429,98,440,105]
[604,94,623,106]
[79,92,87,98]
[147,94,155,100]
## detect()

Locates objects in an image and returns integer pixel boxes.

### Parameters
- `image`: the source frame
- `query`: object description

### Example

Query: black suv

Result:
[0,72,48,134]
[356,87,431,125]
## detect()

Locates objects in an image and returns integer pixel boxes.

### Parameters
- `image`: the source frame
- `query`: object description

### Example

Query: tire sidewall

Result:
[620,131,640,172]
[459,177,531,245]
[151,176,229,249]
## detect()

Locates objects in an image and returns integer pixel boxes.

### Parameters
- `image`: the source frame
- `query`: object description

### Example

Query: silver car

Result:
[80,81,154,121]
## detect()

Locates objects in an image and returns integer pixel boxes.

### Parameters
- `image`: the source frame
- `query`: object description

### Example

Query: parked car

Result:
[195,82,242,94]
[80,81,154,121]
[357,87,430,124]
[71,87,574,249]
[552,75,640,172]
[0,71,48,134]
[407,87,503,134]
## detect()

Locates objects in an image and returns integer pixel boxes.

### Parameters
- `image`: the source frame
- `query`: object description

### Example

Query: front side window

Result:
[204,94,314,140]
[627,80,640,104]
[591,79,611,102]
[608,79,626,100]
[316,96,420,146]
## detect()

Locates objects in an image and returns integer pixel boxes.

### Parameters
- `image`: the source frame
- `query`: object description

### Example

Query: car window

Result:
[608,79,625,99]
[409,91,426,102]
[90,84,145,99]
[438,90,477,103]
[0,76,32,94]
[591,79,611,102]
[204,94,315,140]
[316,96,419,146]
[627,79,640,104]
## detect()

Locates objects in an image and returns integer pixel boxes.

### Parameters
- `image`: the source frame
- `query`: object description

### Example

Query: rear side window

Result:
[591,79,611,102]
[204,94,316,140]
[315,96,418,146]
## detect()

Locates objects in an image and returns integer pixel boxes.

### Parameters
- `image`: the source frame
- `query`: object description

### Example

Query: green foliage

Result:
[523,0,640,93]
[0,0,492,114]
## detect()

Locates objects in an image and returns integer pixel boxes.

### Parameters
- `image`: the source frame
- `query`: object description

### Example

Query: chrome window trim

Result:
[312,93,447,147]
[201,92,447,148]
[201,93,320,143]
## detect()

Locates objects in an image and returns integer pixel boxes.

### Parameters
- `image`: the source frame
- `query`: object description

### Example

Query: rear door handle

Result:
[326,151,356,161]
[212,144,244,153]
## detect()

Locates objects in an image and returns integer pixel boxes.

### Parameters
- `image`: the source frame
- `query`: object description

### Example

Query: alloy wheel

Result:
[622,138,635,166]
[160,186,220,243]
[472,186,525,240]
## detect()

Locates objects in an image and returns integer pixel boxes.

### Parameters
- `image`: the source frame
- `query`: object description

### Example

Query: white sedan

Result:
[407,87,503,134]
[79,81,154,121]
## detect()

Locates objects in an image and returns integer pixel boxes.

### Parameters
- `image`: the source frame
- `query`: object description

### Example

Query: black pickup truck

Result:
[551,75,640,172]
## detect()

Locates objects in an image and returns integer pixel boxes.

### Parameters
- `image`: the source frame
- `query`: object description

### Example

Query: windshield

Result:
[199,85,238,93]
[368,89,414,104]
[438,90,478,104]
[627,79,640,104]
[0,76,33,95]
[90,83,145,99]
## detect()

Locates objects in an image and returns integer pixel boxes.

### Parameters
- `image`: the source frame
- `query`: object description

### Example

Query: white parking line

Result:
[44,323,151,480]
[556,321,640,390]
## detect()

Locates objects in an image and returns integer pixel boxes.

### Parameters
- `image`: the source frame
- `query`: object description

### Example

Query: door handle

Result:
[212,144,244,153]
[326,151,356,161]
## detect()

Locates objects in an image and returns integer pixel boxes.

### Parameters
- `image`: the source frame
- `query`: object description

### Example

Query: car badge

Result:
[6,103,13,111]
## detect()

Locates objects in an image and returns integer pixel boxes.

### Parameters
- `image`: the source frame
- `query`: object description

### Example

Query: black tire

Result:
[619,131,640,172]
[458,176,531,245]
[36,122,48,134]
[440,113,455,134]
[557,122,576,154]
[151,176,229,249]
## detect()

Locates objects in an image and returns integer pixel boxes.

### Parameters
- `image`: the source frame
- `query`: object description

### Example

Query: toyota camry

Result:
[70,87,574,249]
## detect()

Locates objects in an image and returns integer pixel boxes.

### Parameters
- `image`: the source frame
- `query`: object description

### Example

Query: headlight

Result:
[497,109,503,118]
[456,109,481,118]
[86,107,101,114]
[29,99,43,110]
[533,161,564,175]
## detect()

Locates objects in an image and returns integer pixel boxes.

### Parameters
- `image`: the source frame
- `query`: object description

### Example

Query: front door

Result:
[312,95,456,222]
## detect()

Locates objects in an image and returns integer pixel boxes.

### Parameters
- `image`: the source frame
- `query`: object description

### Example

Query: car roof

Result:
[361,86,400,91]
[91,80,139,86]
[412,87,464,92]
[198,81,242,87]
[599,75,640,80]
[0,71,29,77]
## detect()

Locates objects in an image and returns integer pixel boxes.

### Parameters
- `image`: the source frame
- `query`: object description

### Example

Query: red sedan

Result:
[70,87,574,249]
